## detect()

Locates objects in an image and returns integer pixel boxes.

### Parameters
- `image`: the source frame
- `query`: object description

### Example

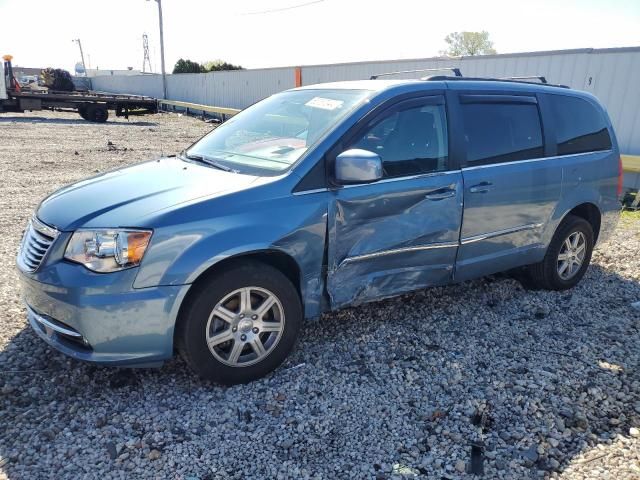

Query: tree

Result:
[172,58,244,74]
[172,58,205,74]
[203,60,243,72]
[442,31,497,57]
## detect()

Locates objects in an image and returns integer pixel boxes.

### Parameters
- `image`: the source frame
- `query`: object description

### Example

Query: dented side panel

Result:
[130,178,330,319]
[327,172,463,308]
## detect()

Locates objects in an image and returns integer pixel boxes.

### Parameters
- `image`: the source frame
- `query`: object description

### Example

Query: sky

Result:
[0,0,639,73]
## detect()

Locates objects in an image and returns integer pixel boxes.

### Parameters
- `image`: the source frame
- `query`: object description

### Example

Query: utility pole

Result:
[72,39,87,76]
[147,0,167,98]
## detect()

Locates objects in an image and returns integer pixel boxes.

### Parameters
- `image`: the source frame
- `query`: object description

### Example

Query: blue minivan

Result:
[18,76,622,384]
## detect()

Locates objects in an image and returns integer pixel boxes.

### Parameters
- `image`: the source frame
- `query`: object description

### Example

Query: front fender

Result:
[133,193,328,318]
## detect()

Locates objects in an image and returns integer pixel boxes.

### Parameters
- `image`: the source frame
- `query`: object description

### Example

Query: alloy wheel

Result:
[205,287,285,367]
[557,231,586,280]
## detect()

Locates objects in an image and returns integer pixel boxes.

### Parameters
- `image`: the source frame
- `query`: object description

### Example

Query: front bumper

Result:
[20,266,190,367]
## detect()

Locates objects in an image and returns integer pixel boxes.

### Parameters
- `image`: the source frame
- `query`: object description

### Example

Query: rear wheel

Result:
[85,104,109,123]
[177,260,302,385]
[78,106,90,121]
[526,215,594,290]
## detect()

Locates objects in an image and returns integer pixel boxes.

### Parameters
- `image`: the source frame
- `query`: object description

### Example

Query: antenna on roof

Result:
[370,67,462,80]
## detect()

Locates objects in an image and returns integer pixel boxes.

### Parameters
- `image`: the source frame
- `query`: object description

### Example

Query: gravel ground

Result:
[1,110,639,480]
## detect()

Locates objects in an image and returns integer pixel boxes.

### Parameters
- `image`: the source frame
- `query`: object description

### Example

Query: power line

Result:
[242,0,325,15]
[142,34,152,73]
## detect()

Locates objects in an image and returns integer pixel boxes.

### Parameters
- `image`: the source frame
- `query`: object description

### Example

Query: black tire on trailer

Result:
[526,214,594,290]
[78,105,90,121]
[86,104,109,123]
[176,259,303,385]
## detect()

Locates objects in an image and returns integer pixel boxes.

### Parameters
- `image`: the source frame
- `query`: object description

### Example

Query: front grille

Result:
[18,217,59,272]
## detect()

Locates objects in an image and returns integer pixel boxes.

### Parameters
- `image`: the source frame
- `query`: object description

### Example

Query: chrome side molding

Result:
[461,223,544,245]
[338,222,544,266]
[340,241,458,266]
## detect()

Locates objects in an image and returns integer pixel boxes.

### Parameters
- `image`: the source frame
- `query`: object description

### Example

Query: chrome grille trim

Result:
[18,217,59,272]
[32,217,59,238]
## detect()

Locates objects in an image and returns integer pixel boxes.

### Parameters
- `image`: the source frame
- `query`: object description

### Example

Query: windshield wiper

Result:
[181,152,238,173]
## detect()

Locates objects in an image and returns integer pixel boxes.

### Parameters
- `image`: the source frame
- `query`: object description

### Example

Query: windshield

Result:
[185,89,371,175]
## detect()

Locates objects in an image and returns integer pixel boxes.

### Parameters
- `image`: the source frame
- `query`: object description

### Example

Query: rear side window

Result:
[548,95,612,155]
[461,101,544,165]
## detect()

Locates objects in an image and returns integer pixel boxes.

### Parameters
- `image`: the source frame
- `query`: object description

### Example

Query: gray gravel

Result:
[1,111,639,480]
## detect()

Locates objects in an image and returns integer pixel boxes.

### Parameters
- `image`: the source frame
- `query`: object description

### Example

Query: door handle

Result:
[469,181,493,194]
[425,187,456,200]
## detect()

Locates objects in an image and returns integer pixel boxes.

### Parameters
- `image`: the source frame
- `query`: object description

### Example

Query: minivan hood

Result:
[37,157,262,231]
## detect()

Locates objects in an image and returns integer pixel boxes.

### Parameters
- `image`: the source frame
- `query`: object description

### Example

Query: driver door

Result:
[326,95,463,309]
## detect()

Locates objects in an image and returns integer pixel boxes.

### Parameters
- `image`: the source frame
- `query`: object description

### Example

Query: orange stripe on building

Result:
[294,67,302,87]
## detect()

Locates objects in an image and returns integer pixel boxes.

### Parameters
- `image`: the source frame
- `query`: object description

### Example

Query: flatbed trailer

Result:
[1,56,157,122]
[1,90,158,122]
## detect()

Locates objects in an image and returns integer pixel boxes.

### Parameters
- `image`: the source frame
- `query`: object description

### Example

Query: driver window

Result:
[350,102,448,178]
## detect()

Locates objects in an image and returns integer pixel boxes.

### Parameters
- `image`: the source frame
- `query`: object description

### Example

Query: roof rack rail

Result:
[500,76,548,84]
[422,75,570,88]
[370,67,462,80]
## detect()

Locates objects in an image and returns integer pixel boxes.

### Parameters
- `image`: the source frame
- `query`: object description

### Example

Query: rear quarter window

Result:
[548,94,612,155]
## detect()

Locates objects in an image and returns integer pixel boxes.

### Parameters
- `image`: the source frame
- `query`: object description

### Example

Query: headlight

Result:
[64,229,152,273]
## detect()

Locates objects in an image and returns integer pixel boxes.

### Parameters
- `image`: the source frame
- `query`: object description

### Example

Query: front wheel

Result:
[176,260,302,385]
[526,214,594,290]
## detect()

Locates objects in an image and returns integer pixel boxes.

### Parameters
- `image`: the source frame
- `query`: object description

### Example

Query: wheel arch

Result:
[527,204,598,291]
[172,249,302,349]
[561,202,602,242]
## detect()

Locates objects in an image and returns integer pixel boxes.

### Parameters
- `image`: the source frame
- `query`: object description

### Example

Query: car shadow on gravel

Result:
[0,264,638,478]
[0,116,158,127]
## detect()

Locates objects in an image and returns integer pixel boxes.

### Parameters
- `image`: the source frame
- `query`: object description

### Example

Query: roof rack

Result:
[500,75,548,84]
[422,75,569,89]
[370,67,462,80]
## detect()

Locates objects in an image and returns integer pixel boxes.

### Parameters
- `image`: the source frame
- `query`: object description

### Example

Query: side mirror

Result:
[334,149,383,184]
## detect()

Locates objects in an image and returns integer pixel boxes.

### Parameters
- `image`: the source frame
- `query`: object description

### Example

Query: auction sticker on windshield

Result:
[305,97,344,110]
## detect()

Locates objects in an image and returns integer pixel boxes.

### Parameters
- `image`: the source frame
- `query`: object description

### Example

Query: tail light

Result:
[617,155,623,197]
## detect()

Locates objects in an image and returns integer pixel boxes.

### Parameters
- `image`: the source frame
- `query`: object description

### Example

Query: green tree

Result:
[442,31,497,56]
[203,60,244,72]
[172,58,205,74]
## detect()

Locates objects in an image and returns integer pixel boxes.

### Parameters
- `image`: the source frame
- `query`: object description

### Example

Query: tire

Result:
[78,106,89,121]
[176,260,302,385]
[86,104,109,123]
[527,214,594,290]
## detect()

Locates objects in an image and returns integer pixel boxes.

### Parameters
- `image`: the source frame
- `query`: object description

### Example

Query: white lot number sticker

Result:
[305,97,344,111]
